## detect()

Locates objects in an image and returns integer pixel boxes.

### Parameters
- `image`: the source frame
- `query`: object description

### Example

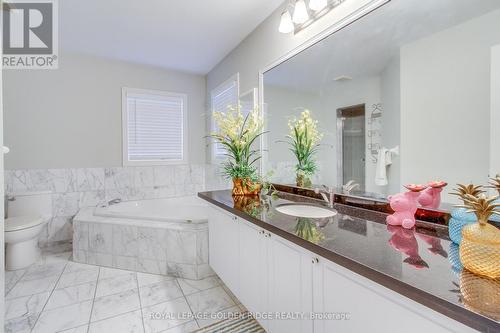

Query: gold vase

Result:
[459,221,500,279]
[232,178,261,196]
[460,270,500,320]
[296,173,312,188]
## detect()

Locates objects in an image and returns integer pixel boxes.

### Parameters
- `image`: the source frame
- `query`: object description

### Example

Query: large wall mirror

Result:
[261,0,500,206]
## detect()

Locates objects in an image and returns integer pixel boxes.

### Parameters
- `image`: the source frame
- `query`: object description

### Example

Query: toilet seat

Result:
[5,216,44,232]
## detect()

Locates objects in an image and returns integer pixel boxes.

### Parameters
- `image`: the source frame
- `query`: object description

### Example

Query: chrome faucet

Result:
[342,180,360,194]
[314,185,335,208]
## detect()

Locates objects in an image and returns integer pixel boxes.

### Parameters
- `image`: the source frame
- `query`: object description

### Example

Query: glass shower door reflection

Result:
[337,104,366,191]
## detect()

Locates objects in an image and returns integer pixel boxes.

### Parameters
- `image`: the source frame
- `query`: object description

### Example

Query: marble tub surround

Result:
[4,164,224,246]
[73,208,211,280]
[199,190,500,332]
[5,249,243,333]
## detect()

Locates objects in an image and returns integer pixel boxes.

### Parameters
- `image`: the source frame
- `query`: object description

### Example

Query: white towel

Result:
[375,148,390,186]
[375,146,399,186]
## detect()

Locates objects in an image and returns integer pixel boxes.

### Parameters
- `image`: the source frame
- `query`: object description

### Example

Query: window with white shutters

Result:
[210,74,239,159]
[122,88,188,166]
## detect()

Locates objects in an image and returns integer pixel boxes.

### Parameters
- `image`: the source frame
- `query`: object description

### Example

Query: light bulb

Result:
[279,10,294,33]
[309,0,327,11]
[292,0,309,24]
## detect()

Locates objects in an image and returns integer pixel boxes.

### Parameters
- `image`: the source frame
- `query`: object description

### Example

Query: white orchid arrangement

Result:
[210,105,264,181]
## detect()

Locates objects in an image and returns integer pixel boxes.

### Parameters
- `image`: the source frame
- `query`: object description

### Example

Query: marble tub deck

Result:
[5,248,244,333]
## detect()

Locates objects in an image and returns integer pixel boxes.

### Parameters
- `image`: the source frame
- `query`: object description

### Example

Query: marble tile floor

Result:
[5,250,245,333]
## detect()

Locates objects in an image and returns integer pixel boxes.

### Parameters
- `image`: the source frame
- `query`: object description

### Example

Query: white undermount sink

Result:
[275,204,337,219]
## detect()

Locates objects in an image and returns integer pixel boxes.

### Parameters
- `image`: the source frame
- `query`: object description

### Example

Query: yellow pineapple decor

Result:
[458,194,500,278]
[450,184,484,201]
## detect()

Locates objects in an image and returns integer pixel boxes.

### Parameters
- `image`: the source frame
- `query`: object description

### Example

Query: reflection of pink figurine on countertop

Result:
[417,234,448,258]
[387,225,429,269]
[386,184,426,229]
[418,181,448,209]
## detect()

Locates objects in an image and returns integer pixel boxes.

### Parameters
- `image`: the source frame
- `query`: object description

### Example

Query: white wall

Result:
[400,9,500,203]
[3,53,207,170]
[491,45,500,178]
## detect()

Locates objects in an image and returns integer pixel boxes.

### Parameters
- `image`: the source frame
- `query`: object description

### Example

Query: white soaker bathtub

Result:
[94,196,208,224]
[73,196,212,280]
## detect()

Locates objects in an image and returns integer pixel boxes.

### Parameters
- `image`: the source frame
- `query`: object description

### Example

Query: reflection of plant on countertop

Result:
[232,188,277,219]
[209,105,265,196]
[283,110,323,188]
[294,217,325,244]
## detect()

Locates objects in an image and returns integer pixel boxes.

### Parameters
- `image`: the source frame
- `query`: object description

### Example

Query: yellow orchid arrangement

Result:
[285,110,323,187]
[209,105,265,194]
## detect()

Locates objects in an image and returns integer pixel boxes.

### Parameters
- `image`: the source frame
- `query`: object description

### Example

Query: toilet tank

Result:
[7,191,53,219]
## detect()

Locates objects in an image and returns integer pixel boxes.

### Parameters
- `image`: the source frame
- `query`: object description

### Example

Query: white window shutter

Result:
[211,77,239,158]
[123,89,187,164]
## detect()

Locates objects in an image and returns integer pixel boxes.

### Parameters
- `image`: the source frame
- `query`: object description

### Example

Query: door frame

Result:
[336,104,366,188]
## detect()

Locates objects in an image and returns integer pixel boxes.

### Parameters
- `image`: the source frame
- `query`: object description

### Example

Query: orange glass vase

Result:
[232,178,261,196]
[459,221,500,279]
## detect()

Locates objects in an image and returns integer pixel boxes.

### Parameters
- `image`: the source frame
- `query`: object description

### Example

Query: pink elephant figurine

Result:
[418,181,447,209]
[386,184,427,229]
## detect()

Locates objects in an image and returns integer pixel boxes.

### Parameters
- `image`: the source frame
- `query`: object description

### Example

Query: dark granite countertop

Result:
[198,190,500,333]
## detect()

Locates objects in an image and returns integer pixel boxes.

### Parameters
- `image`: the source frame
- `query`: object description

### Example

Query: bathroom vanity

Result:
[199,190,499,333]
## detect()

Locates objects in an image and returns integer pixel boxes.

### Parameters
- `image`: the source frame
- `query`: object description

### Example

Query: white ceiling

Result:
[264,0,500,91]
[60,0,283,74]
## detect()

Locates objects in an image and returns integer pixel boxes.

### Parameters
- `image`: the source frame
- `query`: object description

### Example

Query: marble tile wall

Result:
[73,220,212,280]
[4,164,228,247]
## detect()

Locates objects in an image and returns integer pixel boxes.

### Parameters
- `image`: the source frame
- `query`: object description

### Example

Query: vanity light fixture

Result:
[279,10,294,33]
[309,0,327,11]
[292,0,309,24]
[278,0,348,34]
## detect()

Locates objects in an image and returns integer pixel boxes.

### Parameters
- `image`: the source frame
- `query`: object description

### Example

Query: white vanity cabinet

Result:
[311,258,473,333]
[208,206,240,293]
[238,220,268,315]
[207,206,476,333]
[237,219,314,333]
[266,232,313,333]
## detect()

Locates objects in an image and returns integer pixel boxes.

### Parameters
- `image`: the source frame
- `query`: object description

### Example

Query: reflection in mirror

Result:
[262,0,500,207]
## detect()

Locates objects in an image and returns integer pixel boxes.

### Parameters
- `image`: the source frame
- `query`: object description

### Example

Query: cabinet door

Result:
[238,220,269,329]
[312,259,474,333]
[208,207,240,293]
[267,234,314,333]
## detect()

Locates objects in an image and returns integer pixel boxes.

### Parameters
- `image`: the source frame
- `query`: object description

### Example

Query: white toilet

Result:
[5,191,52,270]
